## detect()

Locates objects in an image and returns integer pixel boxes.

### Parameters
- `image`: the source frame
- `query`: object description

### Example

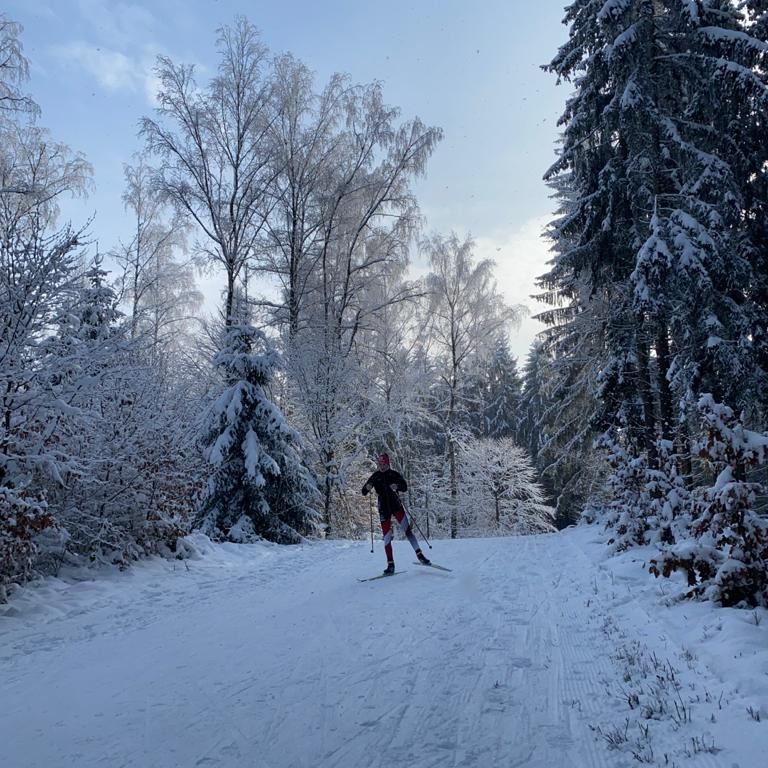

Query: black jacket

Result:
[362,469,407,517]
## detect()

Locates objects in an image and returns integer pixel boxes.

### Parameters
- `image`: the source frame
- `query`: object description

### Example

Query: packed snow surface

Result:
[2,526,767,768]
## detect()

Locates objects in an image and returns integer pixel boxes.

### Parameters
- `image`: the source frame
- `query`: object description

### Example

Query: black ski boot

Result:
[416,550,431,566]
[383,562,395,576]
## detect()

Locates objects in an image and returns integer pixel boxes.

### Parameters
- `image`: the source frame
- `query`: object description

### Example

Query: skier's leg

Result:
[380,514,394,570]
[394,508,430,564]
[394,508,420,551]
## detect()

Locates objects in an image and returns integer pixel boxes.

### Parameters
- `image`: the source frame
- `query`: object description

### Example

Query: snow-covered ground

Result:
[2,526,767,768]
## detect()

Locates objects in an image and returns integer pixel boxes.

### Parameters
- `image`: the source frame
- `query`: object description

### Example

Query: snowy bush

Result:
[29,263,199,569]
[598,435,652,552]
[642,439,693,549]
[650,396,768,607]
[0,488,54,601]
[599,433,693,555]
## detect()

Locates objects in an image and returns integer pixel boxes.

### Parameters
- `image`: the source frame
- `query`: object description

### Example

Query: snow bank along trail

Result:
[2,531,764,767]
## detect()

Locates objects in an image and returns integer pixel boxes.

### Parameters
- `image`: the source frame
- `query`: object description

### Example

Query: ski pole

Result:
[369,494,374,553]
[401,498,432,550]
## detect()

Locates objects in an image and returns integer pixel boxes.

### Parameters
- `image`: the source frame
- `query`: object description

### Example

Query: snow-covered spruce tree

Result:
[198,324,319,543]
[38,259,143,566]
[543,1,768,544]
[60,260,122,343]
[650,396,768,606]
[739,1,768,421]
[532,263,609,527]
[642,438,692,546]
[517,342,548,466]
[531,170,612,524]
[596,434,652,550]
[532,165,619,525]
[545,4,655,463]
[623,2,768,557]
[598,433,691,552]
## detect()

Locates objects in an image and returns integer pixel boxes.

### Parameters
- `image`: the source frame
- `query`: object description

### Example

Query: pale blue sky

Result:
[6,0,570,359]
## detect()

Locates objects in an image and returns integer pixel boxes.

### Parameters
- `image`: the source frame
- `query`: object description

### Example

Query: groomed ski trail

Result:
[2,531,759,768]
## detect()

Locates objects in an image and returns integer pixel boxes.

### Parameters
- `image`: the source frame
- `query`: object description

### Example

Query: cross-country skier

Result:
[362,452,430,575]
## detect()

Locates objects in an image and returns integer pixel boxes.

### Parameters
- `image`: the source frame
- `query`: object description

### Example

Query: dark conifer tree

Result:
[541,0,768,553]
[198,325,319,543]
[544,0,768,458]
[467,335,522,440]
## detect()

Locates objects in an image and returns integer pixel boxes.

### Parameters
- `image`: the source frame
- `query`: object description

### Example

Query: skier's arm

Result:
[362,473,376,495]
[390,471,407,493]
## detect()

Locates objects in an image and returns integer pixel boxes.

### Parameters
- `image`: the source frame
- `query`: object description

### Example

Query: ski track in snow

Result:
[1,530,766,768]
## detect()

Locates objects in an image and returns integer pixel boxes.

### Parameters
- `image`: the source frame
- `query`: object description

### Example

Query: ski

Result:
[358,570,406,583]
[413,561,452,572]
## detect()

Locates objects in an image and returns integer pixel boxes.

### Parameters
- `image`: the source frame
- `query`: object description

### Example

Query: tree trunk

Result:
[448,374,459,538]
[636,333,657,463]
[677,420,693,489]
[130,217,141,340]
[323,479,333,537]
[225,267,235,327]
[449,435,458,538]
[287,205,299,341]
[655,318,674,441]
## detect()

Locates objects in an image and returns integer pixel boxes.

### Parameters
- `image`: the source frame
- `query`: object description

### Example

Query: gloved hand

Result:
[364,483,372,493]
[390,484,399,491]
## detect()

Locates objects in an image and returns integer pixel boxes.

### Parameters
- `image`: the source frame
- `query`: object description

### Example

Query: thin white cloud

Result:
[51,41,162,106]
[143,68,162,106]
[53,42,137,91]
[47,1,163,103]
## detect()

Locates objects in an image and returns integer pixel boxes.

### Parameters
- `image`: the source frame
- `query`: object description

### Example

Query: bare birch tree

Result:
[260,56,348,340]
[287,86,441,534]
[0,16,37,121]
[140,17,275,327]
[423,232,522,538]
[112,154,201,369]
